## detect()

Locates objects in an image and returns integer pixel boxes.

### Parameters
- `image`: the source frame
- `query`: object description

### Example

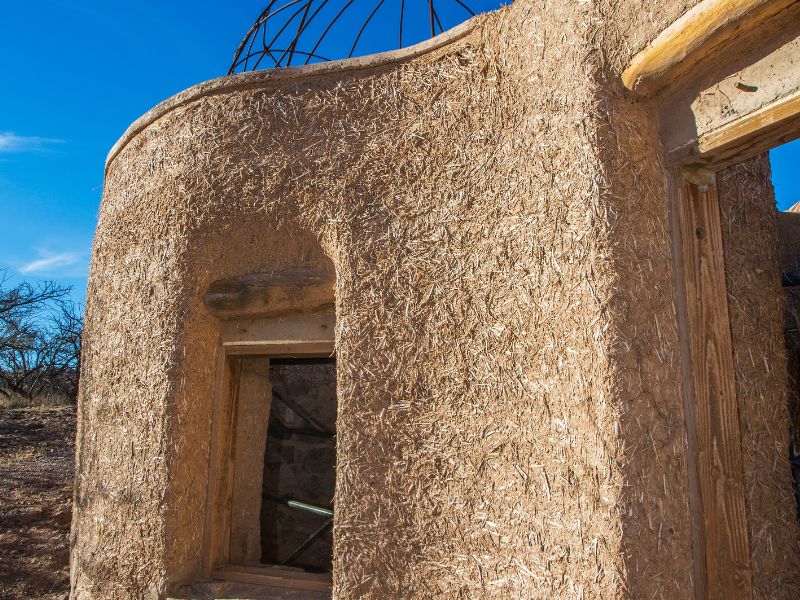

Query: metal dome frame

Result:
[228,0,481,73]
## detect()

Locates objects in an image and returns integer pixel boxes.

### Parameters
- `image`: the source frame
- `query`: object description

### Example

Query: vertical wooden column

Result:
[203,354,272,572]
[229,357,272,564]
[672,169,753,599]
[203,353,240,573]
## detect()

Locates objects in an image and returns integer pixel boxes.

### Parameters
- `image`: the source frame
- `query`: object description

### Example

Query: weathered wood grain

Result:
[675,175,754,599]
[229,357,271,565]
[622,0,797,95]
[204,268,335,320]
[211,565,332,593]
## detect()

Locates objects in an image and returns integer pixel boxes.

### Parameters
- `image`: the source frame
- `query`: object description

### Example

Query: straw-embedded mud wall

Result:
[71,0,799,598]
[716,156,800,597]
[778,203,800,524]
[778,209,800,276]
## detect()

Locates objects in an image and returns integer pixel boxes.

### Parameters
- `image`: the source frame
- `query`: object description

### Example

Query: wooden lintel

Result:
[622,0,796,95]
[667,90,800,169]
[204,268,335,320]
[698,88,800,154]
[223,341,334,356]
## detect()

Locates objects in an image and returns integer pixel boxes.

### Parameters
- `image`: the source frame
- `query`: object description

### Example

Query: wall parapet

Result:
[105,15,483,173]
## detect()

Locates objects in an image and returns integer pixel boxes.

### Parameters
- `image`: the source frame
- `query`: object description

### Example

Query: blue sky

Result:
[0,0,798,305]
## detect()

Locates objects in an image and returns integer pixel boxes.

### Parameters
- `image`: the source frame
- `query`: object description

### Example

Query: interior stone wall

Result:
[261,360,337,572]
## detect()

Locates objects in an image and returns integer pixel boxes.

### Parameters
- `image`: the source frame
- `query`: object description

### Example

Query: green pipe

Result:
[264,494,334,518]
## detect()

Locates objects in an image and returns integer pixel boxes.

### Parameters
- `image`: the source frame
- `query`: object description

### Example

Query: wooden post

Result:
[203,353,241,573]
[672,168,754,599]
[229,357,272,564]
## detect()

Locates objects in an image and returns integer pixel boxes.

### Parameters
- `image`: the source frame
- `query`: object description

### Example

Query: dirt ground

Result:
[0,406,74,600]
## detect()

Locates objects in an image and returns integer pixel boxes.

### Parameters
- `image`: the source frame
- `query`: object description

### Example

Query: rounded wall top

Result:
[105,15,483,172]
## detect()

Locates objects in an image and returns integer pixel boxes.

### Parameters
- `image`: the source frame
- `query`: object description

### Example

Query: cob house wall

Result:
[778,204,800,518]
[70,0,800,598]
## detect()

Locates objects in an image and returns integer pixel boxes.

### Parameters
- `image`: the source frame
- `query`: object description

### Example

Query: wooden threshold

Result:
[212,565,332,594]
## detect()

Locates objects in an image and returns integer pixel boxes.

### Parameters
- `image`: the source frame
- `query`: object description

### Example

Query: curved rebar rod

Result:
[274,0,332,67]
[304,0,358,64]
[231,1,276,70]
[349,0,388,58]
[286,0,313,65]
[231,0,309,71]
[399,0,406,47]
[256,0,317,68]
[229,0,488,73]
[431,1,444,34]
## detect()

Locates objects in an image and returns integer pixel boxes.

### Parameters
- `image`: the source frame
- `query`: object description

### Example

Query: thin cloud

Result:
[0,132,65,154]
[20,252,80,274]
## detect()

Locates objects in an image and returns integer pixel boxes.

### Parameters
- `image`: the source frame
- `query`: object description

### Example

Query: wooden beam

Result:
[202,348,231,576]
[691,34,800,137]
[203,353,242,573]
[224,341,335,357]
[204,268,334,320]
[674,172,754,599]
[667,89,800,169]
[668,169,707,600]
[622,0,797,95]
[220,310,335,349]
[698,88,800,154]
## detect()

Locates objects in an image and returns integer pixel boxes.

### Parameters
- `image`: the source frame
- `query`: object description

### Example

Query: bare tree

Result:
[52,301,83,395]
[0,270,83,401]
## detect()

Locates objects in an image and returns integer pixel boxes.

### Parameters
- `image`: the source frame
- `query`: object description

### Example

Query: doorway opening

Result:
[203,327,336,596]
[260,356,336,572]
[224,353,336,573]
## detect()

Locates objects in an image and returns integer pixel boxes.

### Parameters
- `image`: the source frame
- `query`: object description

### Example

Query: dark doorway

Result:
[260,357,337,572]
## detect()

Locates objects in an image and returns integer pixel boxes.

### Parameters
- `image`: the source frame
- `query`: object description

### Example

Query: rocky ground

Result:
[0,406,74,600]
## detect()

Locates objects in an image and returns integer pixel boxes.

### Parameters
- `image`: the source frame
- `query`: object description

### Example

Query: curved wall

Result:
[71,0,797,598]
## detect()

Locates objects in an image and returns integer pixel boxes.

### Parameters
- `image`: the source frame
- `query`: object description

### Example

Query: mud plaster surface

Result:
[717,155,800,599]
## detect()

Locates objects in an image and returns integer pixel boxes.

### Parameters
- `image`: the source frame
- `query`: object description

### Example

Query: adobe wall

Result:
[778,208,800,522]
[778,210,800,275]
[717,156,800,597]
[71,215,335,597]
[71,0,798,598]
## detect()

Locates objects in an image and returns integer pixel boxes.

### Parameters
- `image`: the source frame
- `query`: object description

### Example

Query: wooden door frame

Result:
[200,310,335,593]
[622,2,800,597]
[668,167,754,600]
[663,77,800,600]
